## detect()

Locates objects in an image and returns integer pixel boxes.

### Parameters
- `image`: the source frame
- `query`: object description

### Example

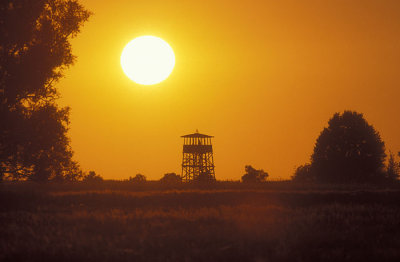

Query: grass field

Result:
[1,182,400,261]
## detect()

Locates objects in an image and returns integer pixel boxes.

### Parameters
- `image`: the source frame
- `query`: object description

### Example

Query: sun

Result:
[120,36,175,85]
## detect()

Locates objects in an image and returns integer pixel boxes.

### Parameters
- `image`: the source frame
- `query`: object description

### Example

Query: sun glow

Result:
[120,36,175,85]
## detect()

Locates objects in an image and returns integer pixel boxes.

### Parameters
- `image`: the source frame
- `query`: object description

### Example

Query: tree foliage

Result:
[0,0,91,181]
[310,111,386,183]
[291,164,314,183]
[241,165,268,183]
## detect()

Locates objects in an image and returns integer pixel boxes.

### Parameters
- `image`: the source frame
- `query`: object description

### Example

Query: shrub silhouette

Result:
[129,174,147,183]
[241,165,268,183]
[82,171,103,183]
[160,173,182,184]
[311,111,386,183]
[194,172,216,183]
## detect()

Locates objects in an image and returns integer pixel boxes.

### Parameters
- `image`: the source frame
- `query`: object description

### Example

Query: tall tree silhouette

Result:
[0,0,91,181]
[311,111,386,183]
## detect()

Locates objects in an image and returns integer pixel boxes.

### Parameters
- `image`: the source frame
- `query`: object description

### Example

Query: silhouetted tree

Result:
[0,1,91,181]
[386,152,399,181]
[82,171,102,183]
[292,163,315,183]
[311,111,386,183]
[241,165,268,183]
[129,173,147,183]
[160,173,182,184]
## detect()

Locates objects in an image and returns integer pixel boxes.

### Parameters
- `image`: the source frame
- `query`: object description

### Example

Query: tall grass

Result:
[1,183,400,261]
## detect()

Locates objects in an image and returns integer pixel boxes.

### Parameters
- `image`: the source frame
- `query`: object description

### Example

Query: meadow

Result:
[1,182,400,262]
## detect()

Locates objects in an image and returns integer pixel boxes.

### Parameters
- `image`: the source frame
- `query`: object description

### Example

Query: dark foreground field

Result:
[1,182,400,262]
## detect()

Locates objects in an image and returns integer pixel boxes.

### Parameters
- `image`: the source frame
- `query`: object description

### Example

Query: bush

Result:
[129,174,147,183]
[241,165,268,183]
[82,171,103,183]
[160,173,182,184]
[194,172,216,183]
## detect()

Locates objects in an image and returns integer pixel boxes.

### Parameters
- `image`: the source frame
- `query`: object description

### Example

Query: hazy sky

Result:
[58,0,400,180]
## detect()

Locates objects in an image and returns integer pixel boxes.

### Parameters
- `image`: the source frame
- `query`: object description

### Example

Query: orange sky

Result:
[58,0,400,180]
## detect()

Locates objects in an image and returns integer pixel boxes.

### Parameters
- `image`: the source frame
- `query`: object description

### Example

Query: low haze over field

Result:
[58,0,400,180]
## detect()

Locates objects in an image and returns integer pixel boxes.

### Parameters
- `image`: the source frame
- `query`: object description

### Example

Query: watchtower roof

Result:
[181,130,213,138]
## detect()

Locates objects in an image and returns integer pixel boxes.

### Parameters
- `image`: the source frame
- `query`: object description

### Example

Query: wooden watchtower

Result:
[181,130,215,182]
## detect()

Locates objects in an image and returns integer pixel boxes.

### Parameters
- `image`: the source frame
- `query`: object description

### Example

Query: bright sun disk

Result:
[120,36,175,85]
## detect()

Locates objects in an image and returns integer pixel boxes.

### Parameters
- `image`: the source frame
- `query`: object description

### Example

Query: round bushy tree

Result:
[311,111,386,183]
